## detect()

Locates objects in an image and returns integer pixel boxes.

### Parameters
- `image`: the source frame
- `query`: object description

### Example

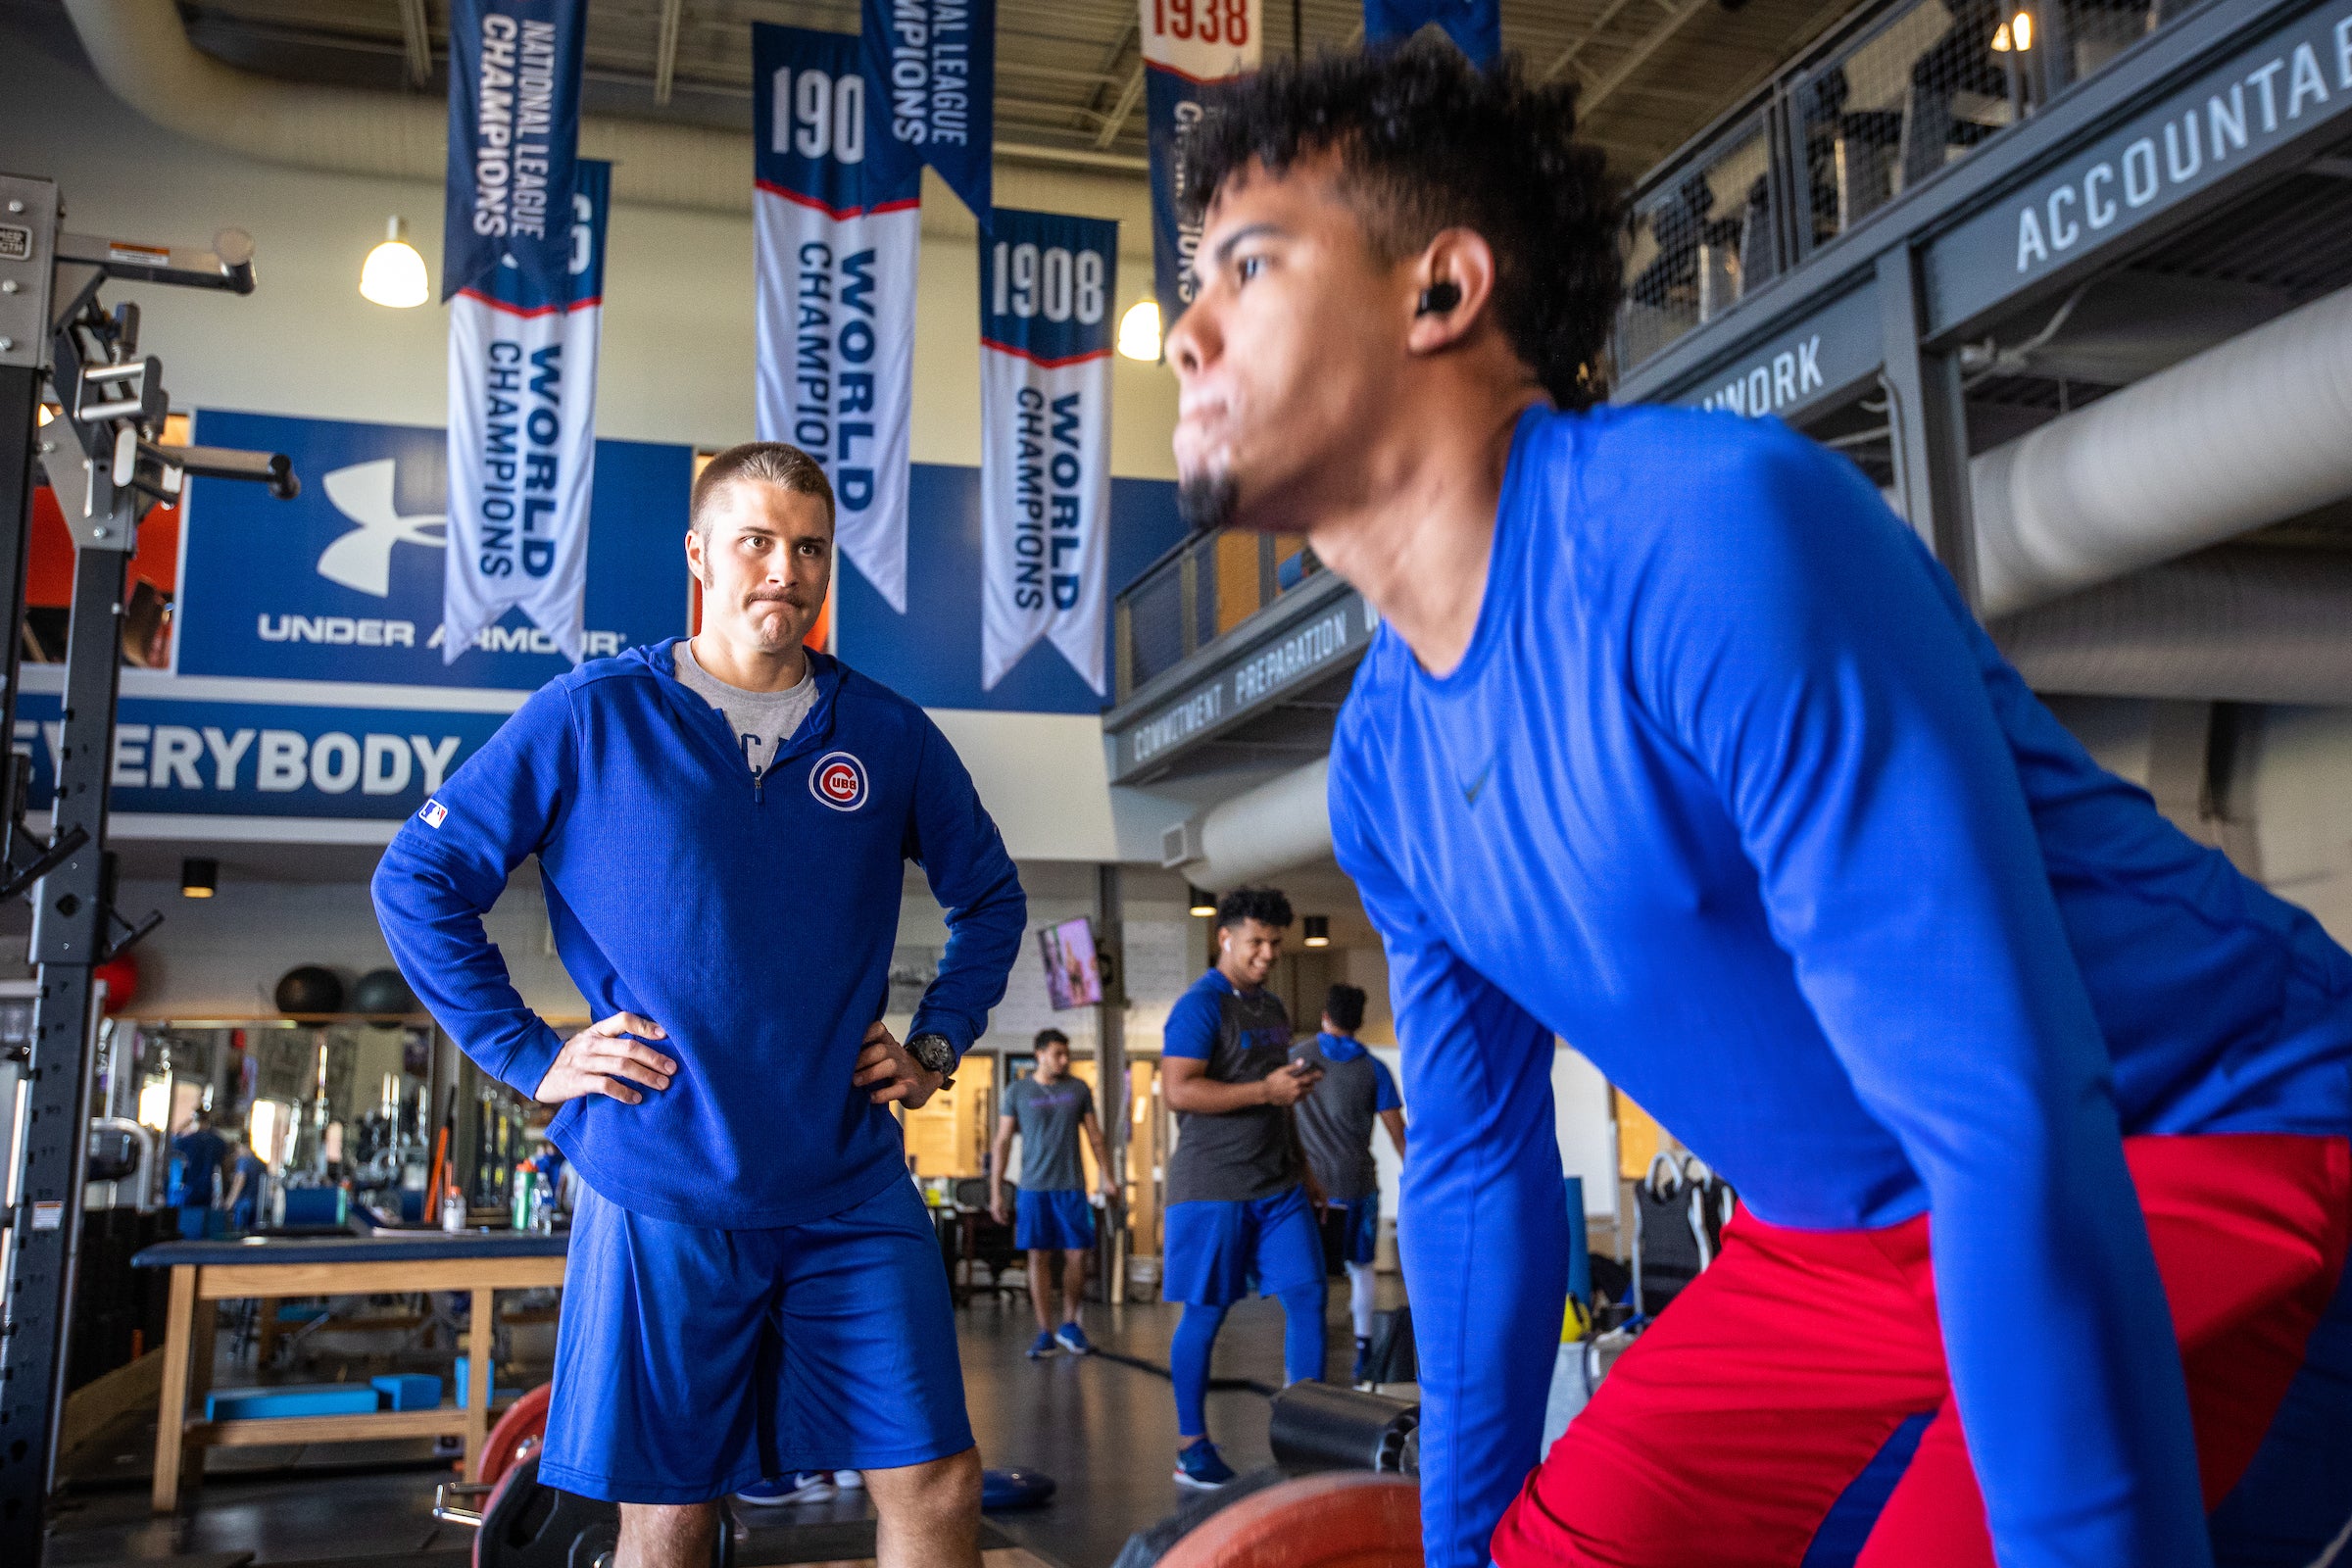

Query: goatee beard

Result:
[1177,471,1240,534]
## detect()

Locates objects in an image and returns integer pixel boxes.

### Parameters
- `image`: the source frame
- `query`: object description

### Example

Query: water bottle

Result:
[510,1162,533,1232]
[439,1185,466,1233]
[532,1170,555,1234]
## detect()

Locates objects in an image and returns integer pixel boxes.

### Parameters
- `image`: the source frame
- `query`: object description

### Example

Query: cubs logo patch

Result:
[809,751,867,811]
[419,800,448,828]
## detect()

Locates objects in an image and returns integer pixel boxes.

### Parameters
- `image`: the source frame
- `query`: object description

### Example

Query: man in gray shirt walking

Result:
[991,1029,1115,1358]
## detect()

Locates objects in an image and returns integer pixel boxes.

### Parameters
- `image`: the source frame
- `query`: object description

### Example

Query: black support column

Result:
[1876,245,1981,610]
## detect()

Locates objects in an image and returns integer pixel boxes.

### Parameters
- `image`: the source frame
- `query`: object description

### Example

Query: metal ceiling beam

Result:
[1578,0,1713,118]
[1095,64,1148,149]
[395,0,431,86]
[1090,21,1146,151]
[653,0,684,106]
[1538,0,1643,85]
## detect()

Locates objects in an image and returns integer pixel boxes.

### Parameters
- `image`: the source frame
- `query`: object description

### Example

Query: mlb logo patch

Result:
[419,800,448,828]
[808,751,867,812]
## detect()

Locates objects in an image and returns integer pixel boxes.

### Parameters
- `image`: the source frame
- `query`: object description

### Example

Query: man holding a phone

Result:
[1295,984,1408,1381]
[1160,886,1327,1489]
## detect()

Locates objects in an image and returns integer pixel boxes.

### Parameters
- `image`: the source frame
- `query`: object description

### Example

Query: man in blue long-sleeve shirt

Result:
[1163,41,2352,1568]
[373,442,1025,1568]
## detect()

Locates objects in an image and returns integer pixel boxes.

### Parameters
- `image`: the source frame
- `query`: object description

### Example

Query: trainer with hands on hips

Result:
[1166,41,2352,1568]
[990,1027,1117,1358]
[1159,886,1328,1491]
[372,442,1025,1568]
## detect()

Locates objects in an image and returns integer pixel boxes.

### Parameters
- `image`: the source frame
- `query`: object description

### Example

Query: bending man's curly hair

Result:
[1177,38,1623,408]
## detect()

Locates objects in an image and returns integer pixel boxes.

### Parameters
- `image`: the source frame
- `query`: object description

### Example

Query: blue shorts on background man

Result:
[1163,1185,1326,1306]
[1014,1189,1096,1251]
[1328,1195,1381,1267]
[541,1177,972,1502]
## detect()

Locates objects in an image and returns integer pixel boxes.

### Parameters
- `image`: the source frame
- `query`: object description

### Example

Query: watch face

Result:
[911,1036,953,1073]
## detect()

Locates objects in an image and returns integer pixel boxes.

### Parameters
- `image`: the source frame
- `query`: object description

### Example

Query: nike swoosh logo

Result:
[1461,760,1494,807]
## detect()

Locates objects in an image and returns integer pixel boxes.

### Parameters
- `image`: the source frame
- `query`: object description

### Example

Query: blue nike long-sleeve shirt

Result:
[1330,405,2352,1568]
[372,640,1026,1229]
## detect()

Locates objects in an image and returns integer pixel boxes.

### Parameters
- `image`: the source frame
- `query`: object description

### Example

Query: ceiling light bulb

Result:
[2012,10,2033,48]
[1117,299,1163,362]
[361,216,429,309]
[1991,22,2013,49]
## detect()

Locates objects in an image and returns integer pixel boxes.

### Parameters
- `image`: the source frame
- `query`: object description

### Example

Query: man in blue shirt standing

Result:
[374,443,1025,1568]
[1293,984,1405,1381]
[169,1109,227,1240]
[1160,886,1327,1489]
[1163,40,2352,1568]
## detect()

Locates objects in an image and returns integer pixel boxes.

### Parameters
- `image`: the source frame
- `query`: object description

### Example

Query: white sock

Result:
[1348,1260,1377,1343]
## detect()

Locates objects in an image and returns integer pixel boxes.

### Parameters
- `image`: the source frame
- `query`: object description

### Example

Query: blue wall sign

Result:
[178,410,689,689]
[838,466,1183,713]
[12,690,512,820]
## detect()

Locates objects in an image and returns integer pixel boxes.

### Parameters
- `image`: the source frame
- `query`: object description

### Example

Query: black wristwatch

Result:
[906,1032,956,1088]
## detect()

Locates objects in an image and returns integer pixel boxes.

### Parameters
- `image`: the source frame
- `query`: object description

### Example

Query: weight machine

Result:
[0,172,296,1562]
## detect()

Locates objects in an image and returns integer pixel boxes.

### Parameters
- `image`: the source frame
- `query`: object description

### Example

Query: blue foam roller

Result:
[371,1373,443,1411]
[206,1384,382,1421]
[981,1467,1056,1511]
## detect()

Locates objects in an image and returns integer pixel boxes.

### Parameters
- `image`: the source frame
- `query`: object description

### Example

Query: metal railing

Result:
[1616,0,2190,376]
[1113,530,1318,701]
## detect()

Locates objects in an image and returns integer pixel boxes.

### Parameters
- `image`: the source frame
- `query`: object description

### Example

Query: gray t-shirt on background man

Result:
[673,640,817,779]
[1004,1074,1093,1193]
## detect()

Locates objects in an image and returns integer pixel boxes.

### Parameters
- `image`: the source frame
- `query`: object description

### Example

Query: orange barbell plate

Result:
[476,1382,552,1490]
[1157,1472,1423,1568]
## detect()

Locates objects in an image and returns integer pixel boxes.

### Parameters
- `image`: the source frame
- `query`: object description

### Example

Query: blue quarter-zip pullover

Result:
[373,639,1025,1228]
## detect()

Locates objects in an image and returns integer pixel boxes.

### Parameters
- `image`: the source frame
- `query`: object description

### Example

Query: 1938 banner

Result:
[755,23,923,615]
[1142,0,1258,328]
[978,209,1117,695]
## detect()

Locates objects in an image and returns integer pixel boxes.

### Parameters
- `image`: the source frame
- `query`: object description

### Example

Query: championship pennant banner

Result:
[754,23,923,614]
[1141,0,1259,326]
[1362,0,1499,65]
[978,210,1117,695]
[862,0,995,220]
[443,0,599,666]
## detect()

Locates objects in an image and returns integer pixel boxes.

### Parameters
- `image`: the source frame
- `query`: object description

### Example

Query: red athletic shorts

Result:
[1492,1134,2352,1567]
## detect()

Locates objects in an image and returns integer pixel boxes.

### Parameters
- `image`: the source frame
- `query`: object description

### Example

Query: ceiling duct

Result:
[1991,547,2352,708]
[58,0,1145,219]
[1973,280,2352,617]
[1184,760,1334,889]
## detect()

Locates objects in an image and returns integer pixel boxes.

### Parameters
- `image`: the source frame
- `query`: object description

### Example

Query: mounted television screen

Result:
[1038,916,1102,1011]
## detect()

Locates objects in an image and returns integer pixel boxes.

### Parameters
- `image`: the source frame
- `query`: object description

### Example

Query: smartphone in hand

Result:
[1287,1037,1326,1076]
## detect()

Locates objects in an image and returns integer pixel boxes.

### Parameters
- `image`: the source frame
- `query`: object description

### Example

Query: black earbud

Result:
[1416,281,1461,317]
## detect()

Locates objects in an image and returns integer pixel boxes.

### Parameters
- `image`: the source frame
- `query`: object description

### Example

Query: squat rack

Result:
[0,170,296,1564]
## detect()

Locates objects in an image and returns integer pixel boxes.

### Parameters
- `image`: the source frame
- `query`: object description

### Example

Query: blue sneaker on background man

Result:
[1054,1321,1093,1355]
[1026,1329,1058,1359]
[1174,1438,1236,1490]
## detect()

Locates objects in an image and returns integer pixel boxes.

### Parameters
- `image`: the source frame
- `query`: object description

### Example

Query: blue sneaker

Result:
[735,1472,835,1507]
[1026,1329,1058,1359]
[1174,1438,1236,1490]
[1054,1320,1093,1355]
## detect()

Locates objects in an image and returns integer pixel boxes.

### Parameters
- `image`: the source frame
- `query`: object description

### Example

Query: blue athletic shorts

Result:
[1332,1195,1381,1266]
[1015,1189,1096,1250]
[541,1173,972,1503]
[1163,1185,1325,1306]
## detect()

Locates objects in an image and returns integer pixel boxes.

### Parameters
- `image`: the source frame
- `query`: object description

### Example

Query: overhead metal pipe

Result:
[1186,759,1333,888]
[1991,547,2352,707]
[1973,282,2352,617]
[58,0,1148,220]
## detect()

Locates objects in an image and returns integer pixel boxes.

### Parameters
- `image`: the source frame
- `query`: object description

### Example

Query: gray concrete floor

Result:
[42,1275,1408,1568]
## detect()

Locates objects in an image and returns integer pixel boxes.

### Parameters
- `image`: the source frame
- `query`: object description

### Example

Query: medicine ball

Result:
[93,951,139,1013]
[351,967,416,1018]
[274,964,344,1015]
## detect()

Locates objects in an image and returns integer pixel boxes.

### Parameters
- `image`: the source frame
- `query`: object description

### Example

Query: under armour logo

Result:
[318,460,446,597]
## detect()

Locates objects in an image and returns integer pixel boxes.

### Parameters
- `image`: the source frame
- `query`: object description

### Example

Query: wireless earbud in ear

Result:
[1416,281,1462,317]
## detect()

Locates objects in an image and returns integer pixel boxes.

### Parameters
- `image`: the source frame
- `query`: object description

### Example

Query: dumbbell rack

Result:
[0,170,296,1564]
